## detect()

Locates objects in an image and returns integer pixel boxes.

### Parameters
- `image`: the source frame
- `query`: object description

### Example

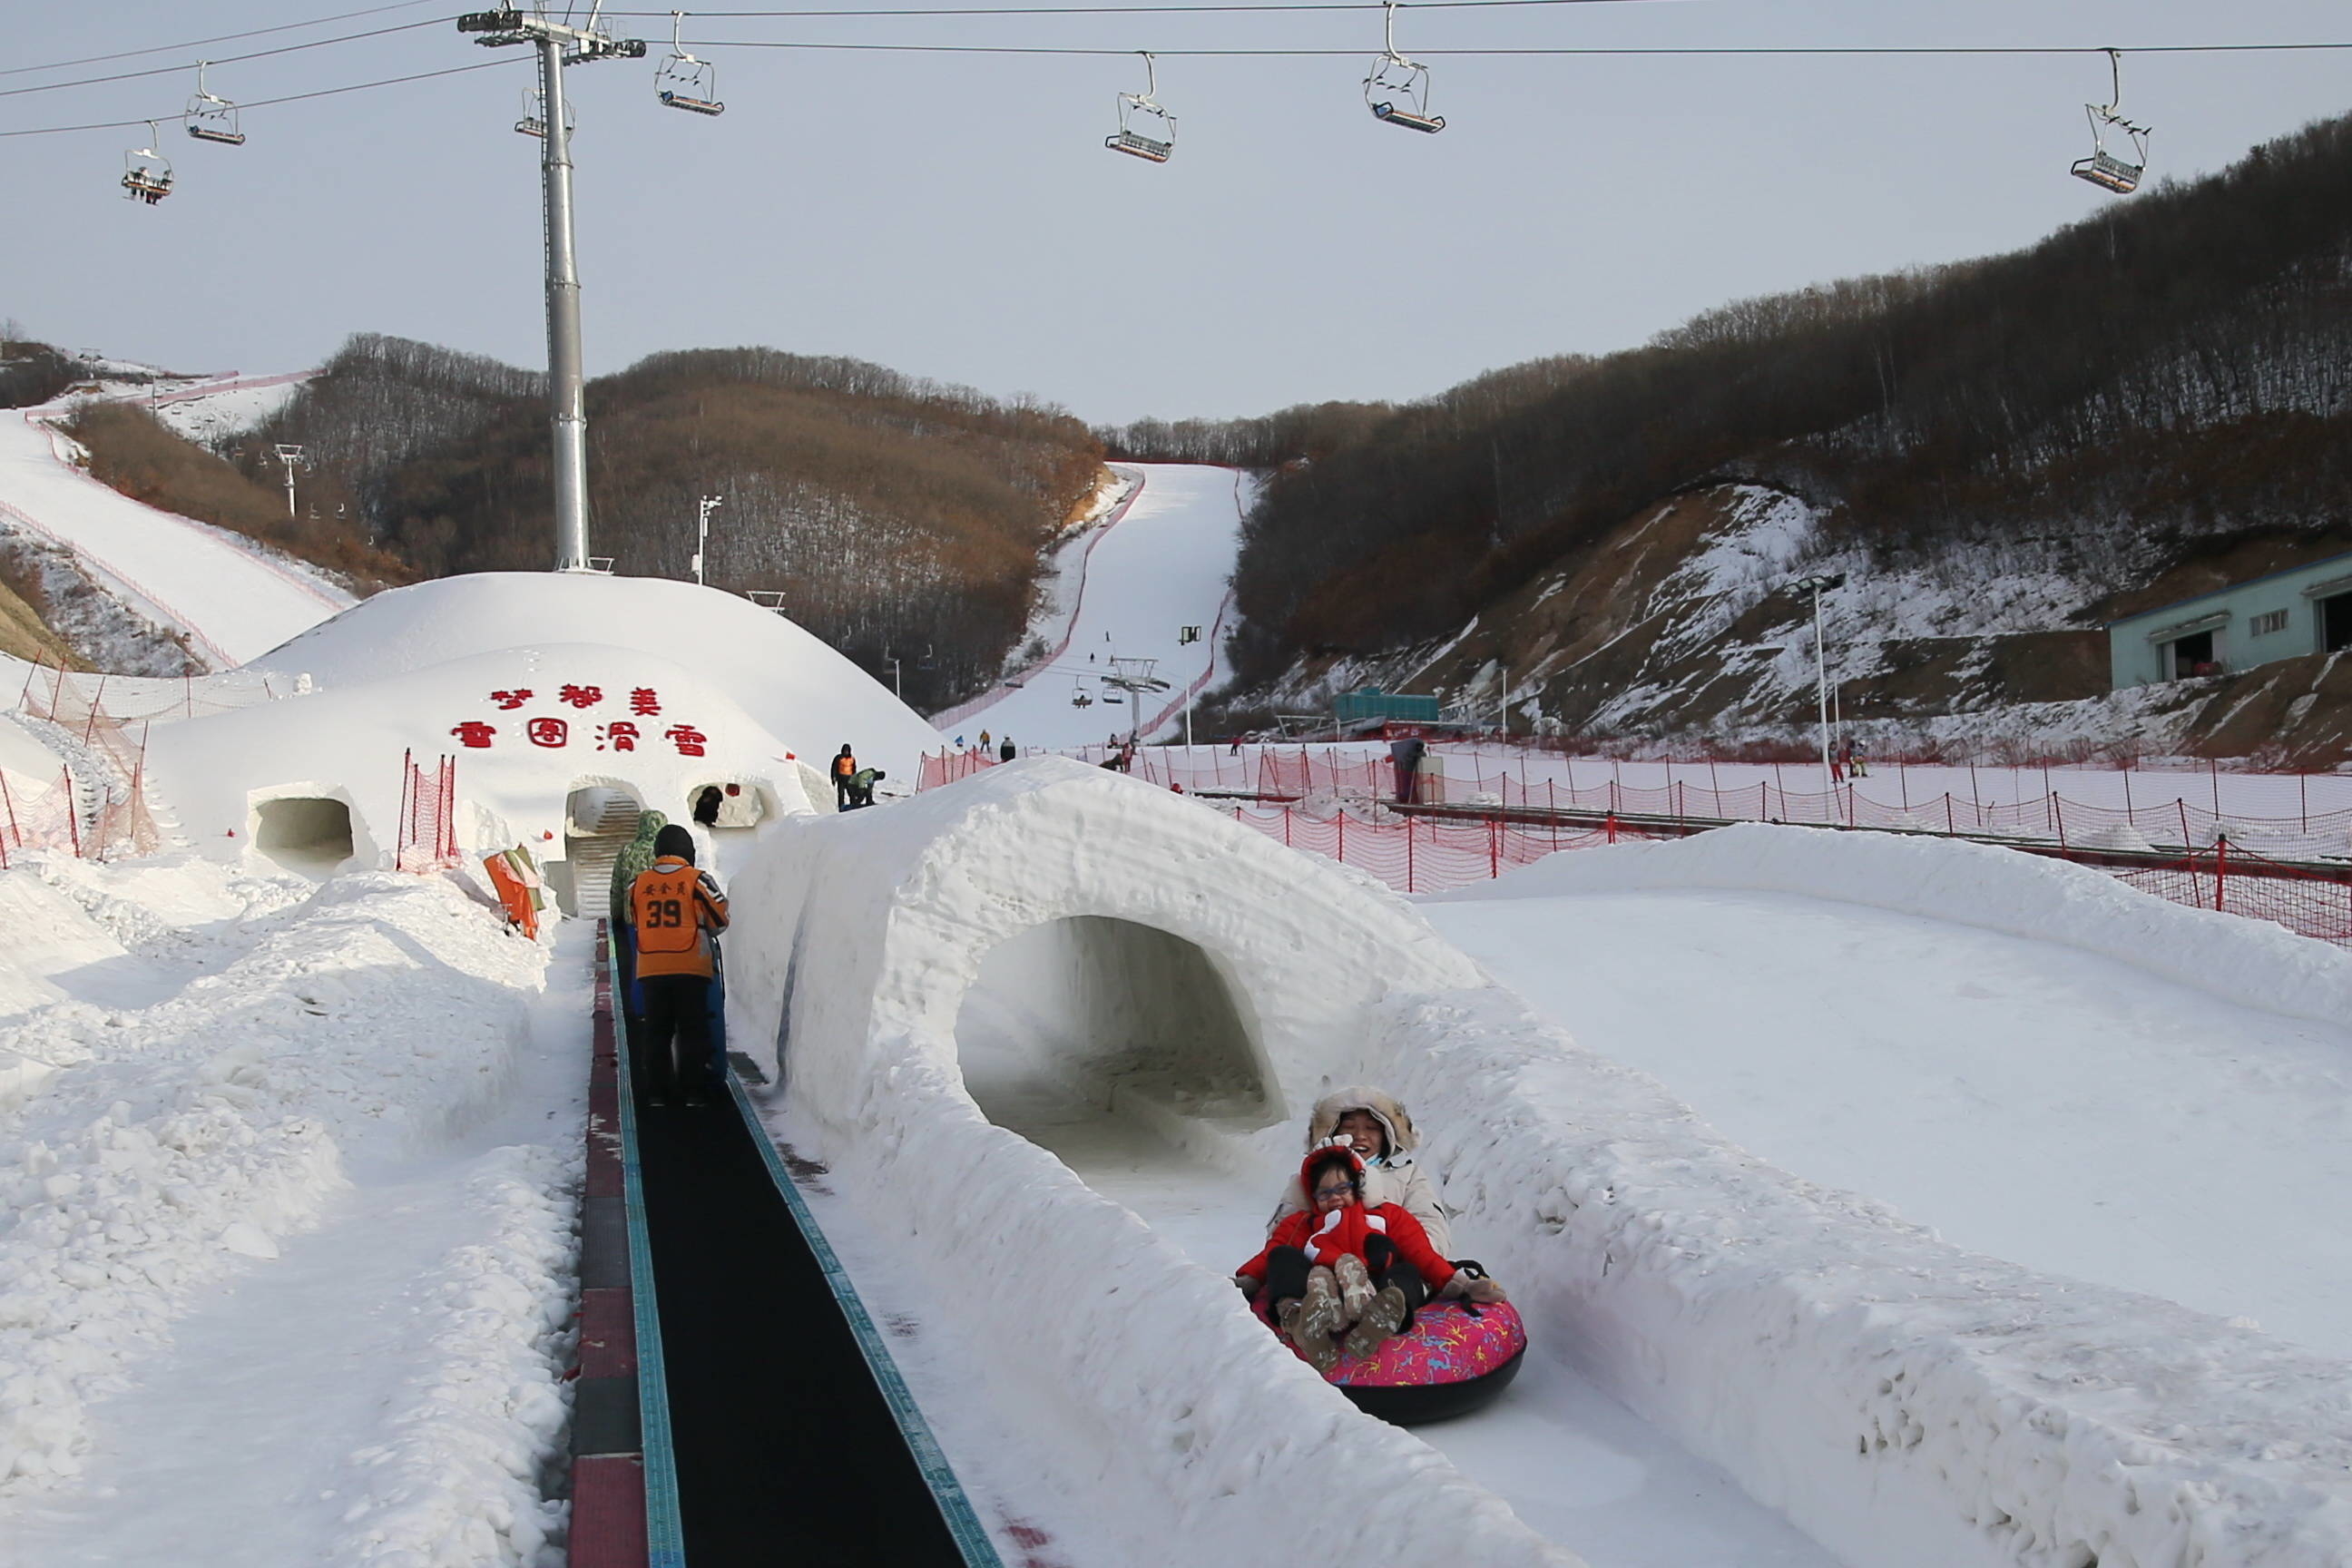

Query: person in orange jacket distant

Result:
[626,824,730,1107]
[831,744,858,811]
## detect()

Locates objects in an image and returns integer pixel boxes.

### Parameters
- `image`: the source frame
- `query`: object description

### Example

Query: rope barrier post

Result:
[1489,817,1500,878]
[1283,807,1291,848]
[2053,791,2065,850]
[63,767,81,858]
[2216,832,2229,912]
[0,767,16,851]
[2211,757,2222,817]
[1606,810,1618,845]
[1337,806,1346,866]
[1405,817,1415,893]
[2301,771,2308,833]
[2178,799,2190,852]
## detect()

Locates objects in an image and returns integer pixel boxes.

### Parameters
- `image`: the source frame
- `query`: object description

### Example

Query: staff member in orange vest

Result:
[626,824,730,1107]
[831,744,858,812]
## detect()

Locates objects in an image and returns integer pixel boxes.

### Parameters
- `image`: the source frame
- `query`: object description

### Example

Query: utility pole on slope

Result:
[456,5,645,573]
[271,444,304,519]
[691,495,722,584]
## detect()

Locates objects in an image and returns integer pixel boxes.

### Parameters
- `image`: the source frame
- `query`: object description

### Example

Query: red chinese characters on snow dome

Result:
[449,687,701,754]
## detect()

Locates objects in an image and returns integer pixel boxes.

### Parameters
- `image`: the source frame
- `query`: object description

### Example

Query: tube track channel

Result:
[631,1085,976,1565]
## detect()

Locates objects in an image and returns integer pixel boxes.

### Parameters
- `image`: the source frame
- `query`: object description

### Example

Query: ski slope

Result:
[941,463,1246,751]
[0,389,348,669]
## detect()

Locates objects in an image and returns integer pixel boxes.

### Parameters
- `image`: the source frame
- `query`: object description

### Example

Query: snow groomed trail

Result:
[0,393,348,668]
[955,999,1844,1568]
[944,465,1246,751]
[612,975,994,1565]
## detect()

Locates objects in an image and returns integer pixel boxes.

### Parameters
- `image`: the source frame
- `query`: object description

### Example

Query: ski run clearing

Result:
[0,439,2346,1568]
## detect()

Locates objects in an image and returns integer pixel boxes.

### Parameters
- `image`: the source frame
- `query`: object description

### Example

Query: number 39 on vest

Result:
[632,865,713,976]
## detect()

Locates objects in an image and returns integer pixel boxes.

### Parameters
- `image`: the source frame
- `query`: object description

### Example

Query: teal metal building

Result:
[1333,686,1441,725]
[2108,551,2352,688]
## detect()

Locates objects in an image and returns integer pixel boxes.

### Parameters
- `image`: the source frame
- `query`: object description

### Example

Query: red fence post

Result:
[0,767,15,850]
[1489,817,1500,878]
[1606,810,1618,845]
[1337,807,1346,865]
[1405,818,1415,893]
[2215,833,2229,912]
[63,767,81,858]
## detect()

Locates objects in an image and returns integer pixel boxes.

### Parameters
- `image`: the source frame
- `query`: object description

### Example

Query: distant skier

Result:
[625,825,730,1109]
[979,729,992,751]
[1832,738,1850,784]
[999,736,1016,763]
[831,744,858,810]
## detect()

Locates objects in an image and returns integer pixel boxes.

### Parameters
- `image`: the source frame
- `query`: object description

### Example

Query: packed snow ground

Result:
[0,391,348,669]
[0,853,581,1567]
[1422,838,2352,1360]
[943,463,1247,751]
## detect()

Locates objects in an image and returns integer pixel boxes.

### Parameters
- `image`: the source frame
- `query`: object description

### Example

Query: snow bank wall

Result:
[1408,827,2352,1567]
[1457,819,2352,1032]
[723,758,1579,1565]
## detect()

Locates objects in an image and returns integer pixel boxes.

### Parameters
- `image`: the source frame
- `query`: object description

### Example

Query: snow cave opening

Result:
[251,795,355,872]
[556,781,645,917]
[955,916,1279,1151]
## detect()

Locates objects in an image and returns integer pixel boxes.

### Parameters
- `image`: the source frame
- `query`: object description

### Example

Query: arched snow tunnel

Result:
[726,755,1484,1165]
[249,791,359,873]
[956,915,1277,1143]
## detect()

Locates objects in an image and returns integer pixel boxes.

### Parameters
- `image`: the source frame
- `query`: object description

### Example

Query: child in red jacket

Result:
[1236,1141,1505,1374]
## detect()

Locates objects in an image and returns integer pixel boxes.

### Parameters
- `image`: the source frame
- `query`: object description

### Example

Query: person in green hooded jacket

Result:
[609,810,668,1028]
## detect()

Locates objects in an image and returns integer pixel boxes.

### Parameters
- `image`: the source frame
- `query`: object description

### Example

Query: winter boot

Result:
[1289,1267,1345,1376]
[1334,1252,1376,1323]
[1343,1285,1409,1360]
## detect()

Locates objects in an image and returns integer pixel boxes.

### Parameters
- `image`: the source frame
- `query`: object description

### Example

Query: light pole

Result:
[1792,573,1846,785]
[691,495,722,584]
[456,6,645,573]
[882,651,902,700]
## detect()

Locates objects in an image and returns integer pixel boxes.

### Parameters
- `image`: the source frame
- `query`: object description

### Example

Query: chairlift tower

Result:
[1103,654,1171,747]
[456,6,646,573]
[272,444,305,519]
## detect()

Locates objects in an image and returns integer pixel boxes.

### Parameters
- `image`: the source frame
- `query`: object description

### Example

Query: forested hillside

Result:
[1199,112,2352,755]
[239,338,1106,710]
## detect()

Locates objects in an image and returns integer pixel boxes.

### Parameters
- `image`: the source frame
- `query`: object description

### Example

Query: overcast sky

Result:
[4,1,2347,425]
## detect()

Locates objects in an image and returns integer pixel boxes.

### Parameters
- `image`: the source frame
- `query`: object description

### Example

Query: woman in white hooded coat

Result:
[1265,1085,1450,1257]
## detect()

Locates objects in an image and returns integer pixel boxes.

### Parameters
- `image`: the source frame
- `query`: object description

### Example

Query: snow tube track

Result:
[627,1060,987,1564]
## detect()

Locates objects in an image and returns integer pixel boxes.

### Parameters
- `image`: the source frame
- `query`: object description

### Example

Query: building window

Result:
[2250,609,2289,637]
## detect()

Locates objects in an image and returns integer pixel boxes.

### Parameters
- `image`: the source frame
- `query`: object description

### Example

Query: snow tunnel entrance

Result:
[559,782,643,918]
[955,916,1279,1152]
[252,796,355,873]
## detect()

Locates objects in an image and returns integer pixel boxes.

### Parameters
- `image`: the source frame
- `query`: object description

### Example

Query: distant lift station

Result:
[2072,49,2151,194]
[1106,53,1175,162]
[2107,549,2352,688]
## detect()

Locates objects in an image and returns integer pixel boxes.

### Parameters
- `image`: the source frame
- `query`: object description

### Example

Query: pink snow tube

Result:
[1256,1297,1528,1425]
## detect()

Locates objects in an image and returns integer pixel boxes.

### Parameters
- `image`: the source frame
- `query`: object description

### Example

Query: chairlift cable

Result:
[0,57,523,139]
[0,18,455,103]
[0,1,450,81]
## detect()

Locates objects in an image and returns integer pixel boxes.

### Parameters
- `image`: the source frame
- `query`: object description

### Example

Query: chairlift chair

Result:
[1106,52,1175,162]
[1365,1,1445,133]
[1071,678,1094,709]
[655,13,725,115]
[2070,49,2151,195]
[121,124,174,204]
[185,63,246,146]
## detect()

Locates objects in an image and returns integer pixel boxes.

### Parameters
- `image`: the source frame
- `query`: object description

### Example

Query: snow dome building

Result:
[141,573,945,903]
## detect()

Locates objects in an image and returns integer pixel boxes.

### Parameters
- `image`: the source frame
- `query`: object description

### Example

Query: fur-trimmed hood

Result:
[1306,1085,1418,1159]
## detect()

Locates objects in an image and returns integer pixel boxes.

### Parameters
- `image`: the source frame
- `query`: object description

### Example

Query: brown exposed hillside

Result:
[244,338,1105,711]
[64,403,410,592]
[1199,111,2352,758]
